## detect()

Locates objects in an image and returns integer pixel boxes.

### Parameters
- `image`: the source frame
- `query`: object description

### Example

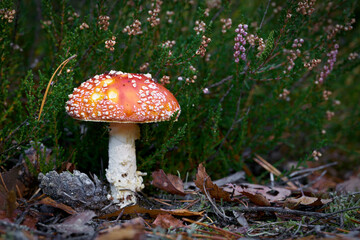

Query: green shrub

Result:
[1,0,359,181]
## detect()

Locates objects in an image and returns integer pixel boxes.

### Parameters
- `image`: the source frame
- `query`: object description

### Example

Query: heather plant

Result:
[0,0,359,184]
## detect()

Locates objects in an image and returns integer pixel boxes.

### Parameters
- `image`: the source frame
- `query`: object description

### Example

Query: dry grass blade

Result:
[38,55,77,121]
[183,198,200,210]
[254,154,297,189]
[152,198,173,207]
[0,173,9,192]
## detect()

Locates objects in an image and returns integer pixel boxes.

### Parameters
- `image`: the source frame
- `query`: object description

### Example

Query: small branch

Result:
[259,0,271,30]
[210,6,224,23]
[206,76,234,89]
[289,162,338,178]
[300,170,327,190]
[227,206,326,218]
[203,177,231,221]
[309,206,360,225]
[218,84,233,106]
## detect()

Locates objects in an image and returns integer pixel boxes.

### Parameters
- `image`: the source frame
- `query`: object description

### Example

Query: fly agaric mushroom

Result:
[66,70,180,208]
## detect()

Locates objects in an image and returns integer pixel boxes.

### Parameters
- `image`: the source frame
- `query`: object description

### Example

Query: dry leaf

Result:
[49,210,96,237]
[39,197,77,215]
[309,173,339,192]
[194,163,231,201]
[152,170,186,196]
[96,224,144,240]
[336,177,360,193]
[240,191,271,206]
[0,165,27,210]
[153,213,185,229]
[100,205,204,219]
[284,196,332,209]
[223,183,291,203]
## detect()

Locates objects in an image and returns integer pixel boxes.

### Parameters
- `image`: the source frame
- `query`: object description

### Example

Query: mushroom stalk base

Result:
[106,123,146,208]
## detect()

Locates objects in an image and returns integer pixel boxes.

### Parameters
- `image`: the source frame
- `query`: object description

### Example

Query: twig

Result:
[28,188,42,202]
[227,206,327,218]
[206,76,233,89]
[2,120,28,148]
[152,198,173,207]
[218,84,233,105]
[183,198,200,210]
[309,206,360,224]
[301,170,327,189]
[0,139,27,156]
[210,6,224,23]
[38,54,77,121]
[226,205,360,223]
[289,162,338,177]
[202,177,231,221]
[101,202,116,211]
[259,0,271,30]
[115,208,125,221]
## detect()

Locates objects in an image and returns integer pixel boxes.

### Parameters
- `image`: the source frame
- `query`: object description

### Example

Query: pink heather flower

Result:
[317,44,339,84]
[234,24,248,63]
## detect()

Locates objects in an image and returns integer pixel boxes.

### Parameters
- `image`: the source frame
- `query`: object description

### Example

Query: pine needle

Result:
[254,154,297,190]
[37,55,77,121]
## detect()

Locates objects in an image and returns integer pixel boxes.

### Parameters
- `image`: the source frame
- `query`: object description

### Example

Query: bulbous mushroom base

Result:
[105,123,146,208]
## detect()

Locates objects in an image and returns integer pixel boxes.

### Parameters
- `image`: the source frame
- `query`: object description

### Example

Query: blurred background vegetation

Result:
[1,0,359,185]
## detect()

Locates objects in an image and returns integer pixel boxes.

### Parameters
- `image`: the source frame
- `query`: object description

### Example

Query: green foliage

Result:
[259,30,274,61]
[0,0,359,181]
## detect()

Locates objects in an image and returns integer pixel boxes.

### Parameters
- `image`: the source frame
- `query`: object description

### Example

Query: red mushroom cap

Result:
[66,71,180,123]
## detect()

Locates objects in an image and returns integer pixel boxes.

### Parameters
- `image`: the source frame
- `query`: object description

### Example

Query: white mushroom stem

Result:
[105,122,146,208]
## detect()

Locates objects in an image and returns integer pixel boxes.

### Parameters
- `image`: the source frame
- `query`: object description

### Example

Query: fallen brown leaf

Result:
[223,183,291,203]
[240,191,270,206]
[194,163,231,202]
[49,210,96,237]
[284,196,332,209]
[310,173,339,192]
[152,169,186,196]
[0,165,27,209]
[336,177,360,193]
[39,197,77,215]
[153,213,185,229]
[97,218,145,240]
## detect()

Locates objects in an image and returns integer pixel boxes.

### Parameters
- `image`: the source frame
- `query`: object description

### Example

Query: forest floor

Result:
[1,154,360,240]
